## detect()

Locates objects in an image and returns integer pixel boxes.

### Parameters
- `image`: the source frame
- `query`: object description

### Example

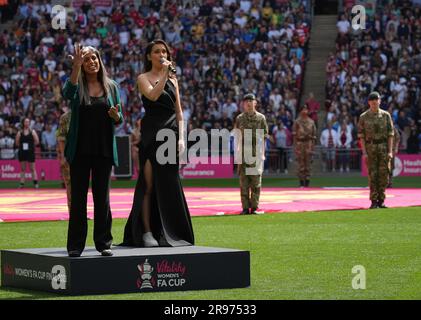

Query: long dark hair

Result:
[21,118,30,129]
[78,46,115,106]
[143,39,173,72]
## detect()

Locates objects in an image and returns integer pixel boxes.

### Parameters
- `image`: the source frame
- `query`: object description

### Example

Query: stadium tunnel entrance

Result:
[314,0,338,15]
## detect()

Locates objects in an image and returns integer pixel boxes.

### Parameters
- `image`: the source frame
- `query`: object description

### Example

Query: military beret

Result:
[243,93,257,101]
[368,91,381,100]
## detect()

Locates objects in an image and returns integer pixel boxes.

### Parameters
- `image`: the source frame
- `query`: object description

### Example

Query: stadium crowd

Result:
[0,0,311,164]
[323,0,421,158]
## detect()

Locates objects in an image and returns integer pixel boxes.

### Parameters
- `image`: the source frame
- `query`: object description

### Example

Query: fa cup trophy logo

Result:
[137,259,154,289]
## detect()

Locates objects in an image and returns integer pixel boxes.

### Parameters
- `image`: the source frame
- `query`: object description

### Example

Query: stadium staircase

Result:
[296,14,338,175]
[300,14,337,130]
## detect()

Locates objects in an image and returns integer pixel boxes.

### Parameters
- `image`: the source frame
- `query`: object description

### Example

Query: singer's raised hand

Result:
[68,43,89,84]
[68,43,87,69]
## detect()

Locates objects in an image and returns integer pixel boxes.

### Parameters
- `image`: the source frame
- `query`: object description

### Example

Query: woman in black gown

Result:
[122,39,194,247]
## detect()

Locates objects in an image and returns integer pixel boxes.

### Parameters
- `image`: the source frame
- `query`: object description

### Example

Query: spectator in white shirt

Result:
[240,0,252,13]
[221,98,238,119]
[165,25,182,45]
[41,32,55,47]
[208,100,221,120]
[268,25,281,40]
[0,130,15,159]
[269,88,283,112]
[84,32,101,48]
[249,49,262,69]
[41,124,57,158]
[291,56,302,77]
[320,122,338,172]
[279,22,294,41]
[44,54,57,72]
[20,90,33,113]
[393,77,408,105]
[119,26,130,46]
[234,11,248,28]
[34,42,49,58]
[336,122,353,172]
[272,122,289,173]
[224,0,236,6]
[337,14,351,34]
[133,26,143,40]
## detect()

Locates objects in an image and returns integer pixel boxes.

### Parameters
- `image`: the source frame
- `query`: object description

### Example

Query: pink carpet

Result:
[0,187,420,222]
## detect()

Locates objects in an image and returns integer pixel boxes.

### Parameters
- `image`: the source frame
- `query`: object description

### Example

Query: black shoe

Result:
[377,202,388,209]
[240,209,249,215]
[305,179,310,187]
[299,180,304,187]
[68,250,81,257]
[369,201,378,209]
[250,208,257,214]
[101,249,113,256]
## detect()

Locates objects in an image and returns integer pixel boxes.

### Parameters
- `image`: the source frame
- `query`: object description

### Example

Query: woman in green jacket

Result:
[63,43,123,257]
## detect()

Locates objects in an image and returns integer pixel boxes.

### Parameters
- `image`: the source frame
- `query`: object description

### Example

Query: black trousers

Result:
[68,155,113,253]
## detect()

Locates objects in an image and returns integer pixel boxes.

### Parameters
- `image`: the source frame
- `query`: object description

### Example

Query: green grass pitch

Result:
[0,177,420,299]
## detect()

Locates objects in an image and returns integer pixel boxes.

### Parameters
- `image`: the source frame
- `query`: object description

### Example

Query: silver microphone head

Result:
[160,57,176,73]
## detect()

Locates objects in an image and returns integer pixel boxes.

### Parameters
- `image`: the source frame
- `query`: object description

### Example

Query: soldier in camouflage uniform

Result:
[56,108,72,212]
[292,104,317,187]
[235,93,268,215]
[358,91,394,209]
[387,126,400,188]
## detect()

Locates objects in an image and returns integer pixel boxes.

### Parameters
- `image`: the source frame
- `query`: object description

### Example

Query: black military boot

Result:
[377,201,388,209]
[305,179,310,187]
[240,208,249,215]
[369,201,378,209]
[299,180,304,187]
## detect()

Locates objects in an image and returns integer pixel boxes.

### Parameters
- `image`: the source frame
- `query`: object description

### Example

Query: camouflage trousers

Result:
[295,141,313,180]
[60,161,71,212]
[239,167,262,210]
[366,143,391,202]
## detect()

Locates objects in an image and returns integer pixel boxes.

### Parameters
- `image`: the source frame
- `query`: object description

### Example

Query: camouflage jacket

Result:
[56,111,71,142]
[357,109,394,142]
[292,116,316,142]
[235,111,268,161]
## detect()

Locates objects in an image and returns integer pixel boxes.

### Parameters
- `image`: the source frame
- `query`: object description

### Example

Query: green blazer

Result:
[62,78,124,166]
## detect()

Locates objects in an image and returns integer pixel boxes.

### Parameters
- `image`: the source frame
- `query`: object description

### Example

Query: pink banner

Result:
[0,160,61,181]
[361,154,421,177]
[180,156,234,179]
[1,157,234,181]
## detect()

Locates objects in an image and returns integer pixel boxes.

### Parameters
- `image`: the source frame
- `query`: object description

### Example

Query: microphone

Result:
[160,58,176,74]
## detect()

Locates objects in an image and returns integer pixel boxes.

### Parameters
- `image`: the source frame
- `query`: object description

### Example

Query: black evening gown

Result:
[122,80,194,247]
